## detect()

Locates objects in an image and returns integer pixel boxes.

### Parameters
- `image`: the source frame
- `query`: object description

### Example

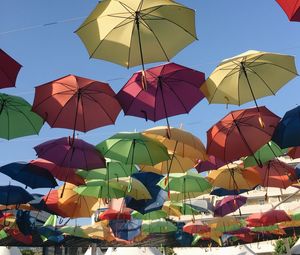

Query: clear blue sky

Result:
[1,1,300,192]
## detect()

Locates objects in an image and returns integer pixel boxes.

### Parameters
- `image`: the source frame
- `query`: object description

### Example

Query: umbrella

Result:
[0,185,34,205]
[246,210,291,227]
[201,50,297,110]
[32,75,121,138]
[195,155,225,173]
[81,221,115,241]
[0,93,44,140]
[277,0,300,21]
[98,208,131,221]
[109,219,142,241]
[0,49,22,89]
[142,220,177,233]
[183,220,210,234]
[208,216,243,233]
[207,106,280,163]
[272,106,300,148]
[117,63,205,132]
[188,199,215,214]
[96,132,169,166]
[0,161,58,189]
[168,191,204,201]
[243,141,287,168]
[214,195,247,217]
[60,225,89,238]
[34,137,106,170]
[210,187,251,197]
[75,1,197,69]
[131,210,167,220]
[288,147,300,159]
[207,163,261,190]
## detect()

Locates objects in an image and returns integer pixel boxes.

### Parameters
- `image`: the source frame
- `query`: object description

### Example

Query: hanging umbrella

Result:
[188,199,215,214]
[0,49,22,89]
[201,50,297,110]
[30,158,84,186]
[195,155,225,173]
[75,1,197,69]
[131,210,167,220]
[243,141,287,168]
[272,106,300,148]
[207,163,261,190]
[288,146,300,159]
[277,0,300,21]
[0,185,34,205]
[60,225,89,238]
[0,93,44,140]
[142,220,177,233]
[207,106,280,163]
[0,161,58,189]
[246,210,291,227]
[32,75,121,138]
[34,137,106,170]
[183,220,210,234]
[210,187,251,197]
[164,201,199,216]
[109,219,142,241]
[39,190,69,217]
[98,208,131,221]
[167,191,204,201]
[208,216,243,233]
[117,63,205,132]
[96,132,169,167]
[214,195,247,217]
[81,221,115,242]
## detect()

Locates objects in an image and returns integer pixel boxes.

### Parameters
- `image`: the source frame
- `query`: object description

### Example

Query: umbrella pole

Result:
[166,141,178,198]
[159,78,171,138]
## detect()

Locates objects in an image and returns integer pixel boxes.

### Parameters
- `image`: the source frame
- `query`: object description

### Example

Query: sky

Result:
[1,1,300,210]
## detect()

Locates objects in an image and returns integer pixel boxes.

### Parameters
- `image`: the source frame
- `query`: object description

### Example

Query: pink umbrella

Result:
[116,62,205,135]
[246,210,291,227]
[0,49,22,89]
[195,155,225,173]
[34,137,106,170]
[214,195,247,217]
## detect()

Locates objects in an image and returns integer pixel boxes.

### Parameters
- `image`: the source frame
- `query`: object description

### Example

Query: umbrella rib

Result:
[140,140,155,165]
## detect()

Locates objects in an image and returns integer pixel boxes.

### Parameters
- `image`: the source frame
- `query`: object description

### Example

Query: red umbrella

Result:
[183,220,210,234]
[32,75,121,138]
[98,208,131,221]
[0,49,22,89]
[250,160,297,189]
[30,158,85,186]
[246,210,291,227]
[42,190,69,218]
[207,106,280,163]
[277,0,300,22]
[116,62,205,134]
[288,146,300,159]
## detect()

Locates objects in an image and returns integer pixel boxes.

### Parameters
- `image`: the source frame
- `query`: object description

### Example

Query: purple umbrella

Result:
[214,195,247,217]
[195,155,225,173]
[34,137,106,170]
[116,62,205,135]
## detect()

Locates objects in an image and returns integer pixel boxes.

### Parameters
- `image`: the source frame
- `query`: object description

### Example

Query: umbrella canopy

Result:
[201,50,297,108]
[288,146,300,159]
[142,220,177,233]
[131,210,167,220]
[272,106,300,148]
[117,63,205,131]
[277,0,300,21]
[246,210,291,227]
[0,161,58,189]
[210,187,251,197]
[32,75,121,137]
[0,93,44,140]
[207,163,261,190]
[75,1,197,69]
[109,219,142,241]
[214,195,247,217]
[188,199,215,214]
[183,220,210,234]
[208,216,243,233]
[168,191,204,201]
[98,208,131,221]
[34,137,106,170]
[243,141,287,168]
[96,132,169,166]
[207,106,280,163]
[195,155,225,173]
[0,185,34,205]
[0,49,22,89]
[60,225,89,238]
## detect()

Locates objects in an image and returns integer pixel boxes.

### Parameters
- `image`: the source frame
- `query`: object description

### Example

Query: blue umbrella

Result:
[0,162,58,189]
[0,185,34,205]
[16,210,36,235]
[272,106,300,148]
[38,226,64,243]
[125,172,166,214]
[294,163,300,179]
[210,187,251,197]
[109,219,142,241]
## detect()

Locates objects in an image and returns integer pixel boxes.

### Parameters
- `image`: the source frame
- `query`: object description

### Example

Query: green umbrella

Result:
[0,93,44,139]
[77,160,138,180]
[96,132,170,166]
[170,202,200,215]
[243,141,287,168]
[157,172,212,193]
[251,225,279,232]
[142,220,177,233]
[131,210,167,220]
[60,226,89,238]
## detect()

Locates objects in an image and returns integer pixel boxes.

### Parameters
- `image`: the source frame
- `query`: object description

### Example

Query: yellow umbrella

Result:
[81,221,115,242]
[75,0,197,69]
[279,220,300,228]
[168,191,204,202]
[162,201,182,217]
[201,50,298,109]
[207,163,261,190]
[208,216,243,233]
[143,126,207,161]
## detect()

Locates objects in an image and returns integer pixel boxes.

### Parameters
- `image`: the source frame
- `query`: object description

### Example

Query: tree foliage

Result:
[274,236,298,255]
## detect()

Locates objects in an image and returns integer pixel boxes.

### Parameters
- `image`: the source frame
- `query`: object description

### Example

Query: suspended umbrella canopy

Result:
[131,210,167,220]
[30,158,84,186]
[34,137,106,170]
[214,195,247,217]
[98,208,131,221]
[143,126,207,161]
[96,132,169,166]
[201,50,297,109]
[164,201,199,216]
[82,221,115,242]
[288,146,300,159]
[75,0,197,69]
[210,187,251,197]
[109,219,142,241]
[167,191,204,201]
[0,49,22,89]
[249,160,297,189]
[60,225,89,238]
[195,155,225,173]
[142,220,177,233]
[246,210,291,227]
[277,0,300,21]
[32,75,121,138]
[208,216,243,233]
[40,190,69,218]
[0,93,44,140]
[207,163,261,190]
[188,198,215,214]
[272,106,300,149]
[207,106,280,163]
[0,185,34,205]
[183,220,210,234]
[243,141,287,168]
[0,161,58,189]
